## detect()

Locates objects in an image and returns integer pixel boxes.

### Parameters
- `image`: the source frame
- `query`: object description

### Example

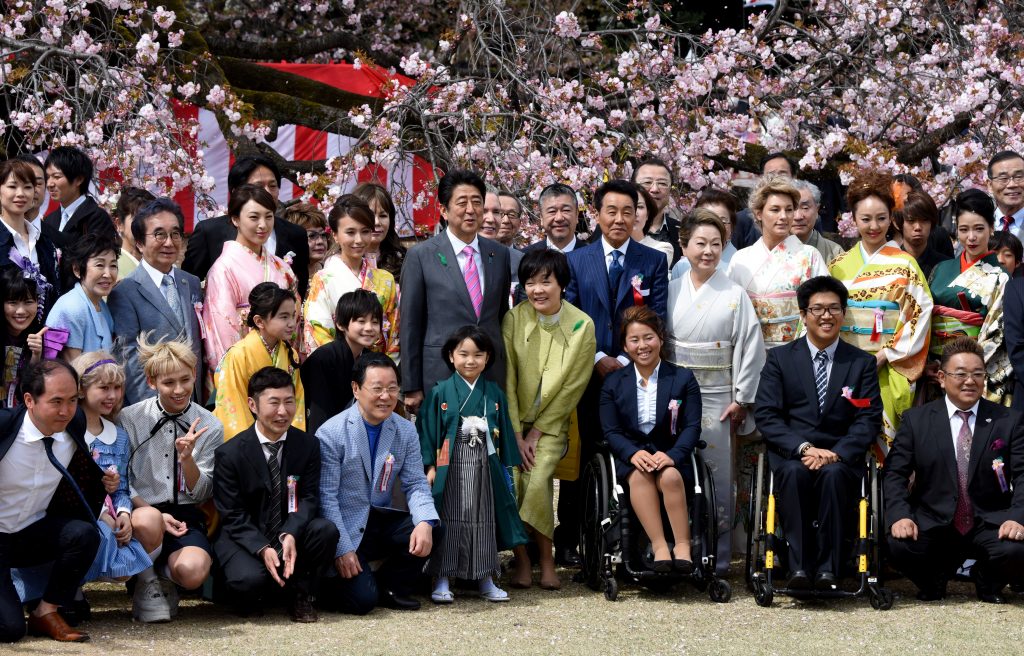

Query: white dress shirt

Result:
[945,396,980,452]
[447,229,485,294]
[139,257,176,290]
[265,230,278,262]
[636,363,661,435]
[0,217,40,265]
[0,414,75,533]
[807,336,840,384]
[596,237,632,366]
[255,423,287,468]
[59,195,88,232]
[547,236,577,253]
[995,204,1024,241]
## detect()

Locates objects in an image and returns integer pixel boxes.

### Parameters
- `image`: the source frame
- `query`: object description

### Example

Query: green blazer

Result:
[502,300,597,436]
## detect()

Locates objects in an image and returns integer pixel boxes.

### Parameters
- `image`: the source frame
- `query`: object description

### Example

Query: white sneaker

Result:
[132,578,171,623]
[159,578,180,618]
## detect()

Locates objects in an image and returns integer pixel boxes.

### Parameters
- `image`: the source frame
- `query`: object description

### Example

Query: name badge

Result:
[287,475,299,512]
[379,454,395,492]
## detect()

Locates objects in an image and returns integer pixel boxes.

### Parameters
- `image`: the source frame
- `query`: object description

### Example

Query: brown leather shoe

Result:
[27,611,89,642]
[288,594,318,623]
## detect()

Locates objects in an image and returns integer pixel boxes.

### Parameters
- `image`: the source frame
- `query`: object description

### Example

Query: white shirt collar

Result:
[457,374,479,394]
[601,236,630,260]
[254,422,288,445]
[28,217,41,233]
[548,236,577,253]
[23,412,67,443]
[945,396,980,420]
[994,205,1024,223]
[807,336,840,362]
[635,362,661,387]
[446,228,480,257]
[89,417,119,446]
[139,257,175,290]
[62,194,88,218]
[0,217,40,241]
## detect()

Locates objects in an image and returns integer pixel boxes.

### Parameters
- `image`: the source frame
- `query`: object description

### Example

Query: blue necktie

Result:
[609,250,623,300]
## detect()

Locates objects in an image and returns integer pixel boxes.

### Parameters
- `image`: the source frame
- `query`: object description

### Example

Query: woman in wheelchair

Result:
[600,306,702,574]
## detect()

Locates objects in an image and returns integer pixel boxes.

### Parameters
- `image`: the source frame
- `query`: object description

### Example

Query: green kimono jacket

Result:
[417,375,528,550]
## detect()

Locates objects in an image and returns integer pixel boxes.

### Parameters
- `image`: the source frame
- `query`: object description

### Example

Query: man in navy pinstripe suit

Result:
[555,179,669,564]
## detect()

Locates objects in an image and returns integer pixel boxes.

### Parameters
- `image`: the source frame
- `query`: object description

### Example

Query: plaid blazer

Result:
[317,406,438,557]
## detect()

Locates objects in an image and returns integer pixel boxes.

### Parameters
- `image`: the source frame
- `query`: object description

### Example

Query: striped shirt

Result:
[636,363,660,435]
[119,397,223,506]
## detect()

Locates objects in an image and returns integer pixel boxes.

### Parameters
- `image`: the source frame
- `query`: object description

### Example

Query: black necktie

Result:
[42,436,95,520]
[265,442,284,545]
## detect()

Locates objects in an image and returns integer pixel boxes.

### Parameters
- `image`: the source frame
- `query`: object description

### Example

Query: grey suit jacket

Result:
[108,264,204,405]
[399,232,511,395]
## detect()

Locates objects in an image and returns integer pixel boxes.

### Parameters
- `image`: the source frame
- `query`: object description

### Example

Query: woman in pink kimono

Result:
[202,184,297,371]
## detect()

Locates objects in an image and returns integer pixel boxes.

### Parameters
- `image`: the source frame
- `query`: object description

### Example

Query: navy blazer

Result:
[1003,278,1024,413]
[754,337,882,464]
[564,239,668,357]
[0,226,61,307]
[600,361,702,480]
[42,196,116,292]
[885,398,1024,532]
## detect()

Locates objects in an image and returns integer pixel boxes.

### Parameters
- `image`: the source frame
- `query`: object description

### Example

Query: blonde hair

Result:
[282,202,327,231]
[137,330,197,381]
[748,173,800,214]
[71,350,126,419]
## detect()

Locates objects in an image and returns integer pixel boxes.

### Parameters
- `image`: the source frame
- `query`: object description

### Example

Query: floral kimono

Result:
[727,235,828,349]
[928,252,1007,356]
[830,240,933,459]
[202,240,297,371]
[302,254,399,361]
[213,329,306,440]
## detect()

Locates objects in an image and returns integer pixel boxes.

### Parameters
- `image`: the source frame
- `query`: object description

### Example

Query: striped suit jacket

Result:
[564,238,669,357]
[317,406,438,557]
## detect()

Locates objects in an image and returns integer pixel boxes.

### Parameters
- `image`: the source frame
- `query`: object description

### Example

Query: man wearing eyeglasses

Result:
[109,198,204,405]
[885,337,1024,604]
[988,150,1024,238]
[496,192,525,285]
[754,276,882,591]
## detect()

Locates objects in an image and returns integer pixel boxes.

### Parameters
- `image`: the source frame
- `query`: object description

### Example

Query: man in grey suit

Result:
[400,169,511,413]
[108,198,204,405]
[318,353,438,614]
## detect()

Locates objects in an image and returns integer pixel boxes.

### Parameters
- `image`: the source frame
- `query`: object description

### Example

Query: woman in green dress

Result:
[503,250,596,590]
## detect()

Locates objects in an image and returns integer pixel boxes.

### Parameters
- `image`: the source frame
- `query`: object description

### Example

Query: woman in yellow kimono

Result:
[302,194,399,360]
[829,171,932,460]
[214,282,305,440]
[502,250,595,590]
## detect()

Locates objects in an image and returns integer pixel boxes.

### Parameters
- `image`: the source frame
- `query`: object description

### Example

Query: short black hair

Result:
[246,282,296,328]
[66,231,120,282]
[131,197,185,246]
[115,187,156,222]
[442,326,496,372]
[518,248,570,289]
[228,184,276,217]
[594,179,638,211]
[228,155,281,193]
[22,358,78,399]
[953,188,996,227]
[13,153,43,171]
[940,335,985,370]
[631,157,673,184]
[0,266,39,305]
[335,289,383,332]
[437,169,486,207]
[759,152,798,177]
[247,366,295,399]
[990,231,1023,266]
[44,146,93,195]
[797,275,848,311]
[988,150,1024,178]
[352,351,399,386]
[538,183,578,211]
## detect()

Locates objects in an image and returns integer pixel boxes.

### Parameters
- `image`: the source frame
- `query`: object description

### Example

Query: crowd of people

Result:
[2,144,1024,645]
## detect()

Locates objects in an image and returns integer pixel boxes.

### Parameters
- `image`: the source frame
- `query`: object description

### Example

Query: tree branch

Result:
[204,32,401,69]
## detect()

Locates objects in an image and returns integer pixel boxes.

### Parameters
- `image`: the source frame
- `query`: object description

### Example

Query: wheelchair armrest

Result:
[696,440,707,450]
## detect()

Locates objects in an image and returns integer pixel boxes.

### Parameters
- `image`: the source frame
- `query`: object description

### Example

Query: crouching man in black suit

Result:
[754,276,882,591]
[213,367,339,621]
[885,337,1024,603]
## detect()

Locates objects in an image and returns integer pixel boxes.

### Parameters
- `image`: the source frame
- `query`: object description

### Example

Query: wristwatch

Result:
[798,442,813,456]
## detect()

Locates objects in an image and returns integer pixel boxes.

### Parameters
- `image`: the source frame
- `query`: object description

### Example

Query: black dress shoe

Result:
[673,559,694,575]
[652,560,673,573]
[786,570,810,590]
[976,586,1007,604]
[288,594,319,623]
[555,546,581,568]
[814,571,838,591]
[379,589,421,611]
[915,587,946,602]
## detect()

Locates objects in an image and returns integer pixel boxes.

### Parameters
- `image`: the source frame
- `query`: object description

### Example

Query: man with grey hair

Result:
[479,186,502,240]
[523,183,580,254]
[495,191,524,283]
[791,179,844,264]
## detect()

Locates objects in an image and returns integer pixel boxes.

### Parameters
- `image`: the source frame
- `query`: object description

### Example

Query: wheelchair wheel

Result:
[579,453,610,591]
[869,586,894,611]
[753,574,773,607]
[700,457,720,575]
[745,450,766,592]
[708,578,732,603]
[604,577,619,601]
[869,460,883,571]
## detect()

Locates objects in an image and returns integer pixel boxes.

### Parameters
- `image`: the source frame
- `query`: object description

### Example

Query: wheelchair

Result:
[744,445,895,610]
[577,439,732,603]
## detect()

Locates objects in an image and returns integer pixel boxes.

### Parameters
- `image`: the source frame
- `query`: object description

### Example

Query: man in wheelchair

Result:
[754,276,883,591]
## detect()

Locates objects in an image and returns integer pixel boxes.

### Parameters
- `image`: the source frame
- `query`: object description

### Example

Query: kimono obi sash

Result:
[746,290,799,348]
[840,299,899,350]
[667,339,732,391]
[929,305,983,356]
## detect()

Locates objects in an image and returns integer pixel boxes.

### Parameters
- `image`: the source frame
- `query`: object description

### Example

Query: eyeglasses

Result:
[805,305,844,317]
[637,179,671,189]
[147,230,184,244]
[991,173,1024,187]
[364,385,400,397]
[498,210,521,220]
[307,230,328,242]
[941,371,986,382]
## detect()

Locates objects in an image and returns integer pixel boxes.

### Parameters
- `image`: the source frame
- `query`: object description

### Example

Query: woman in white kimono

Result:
[667,209,765,574]
[727,175,828,349]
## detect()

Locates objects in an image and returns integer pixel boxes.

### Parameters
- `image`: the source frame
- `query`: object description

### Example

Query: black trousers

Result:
[554,373,602,552]
[0,515,100,643]
[770,455,860,575]
[215,518,340,607]
[320,508,431,615]
[887,523,1024,593]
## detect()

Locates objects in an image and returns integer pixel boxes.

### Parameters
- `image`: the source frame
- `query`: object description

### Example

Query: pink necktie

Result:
[954,409,974,535]
[463,245,482,318]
